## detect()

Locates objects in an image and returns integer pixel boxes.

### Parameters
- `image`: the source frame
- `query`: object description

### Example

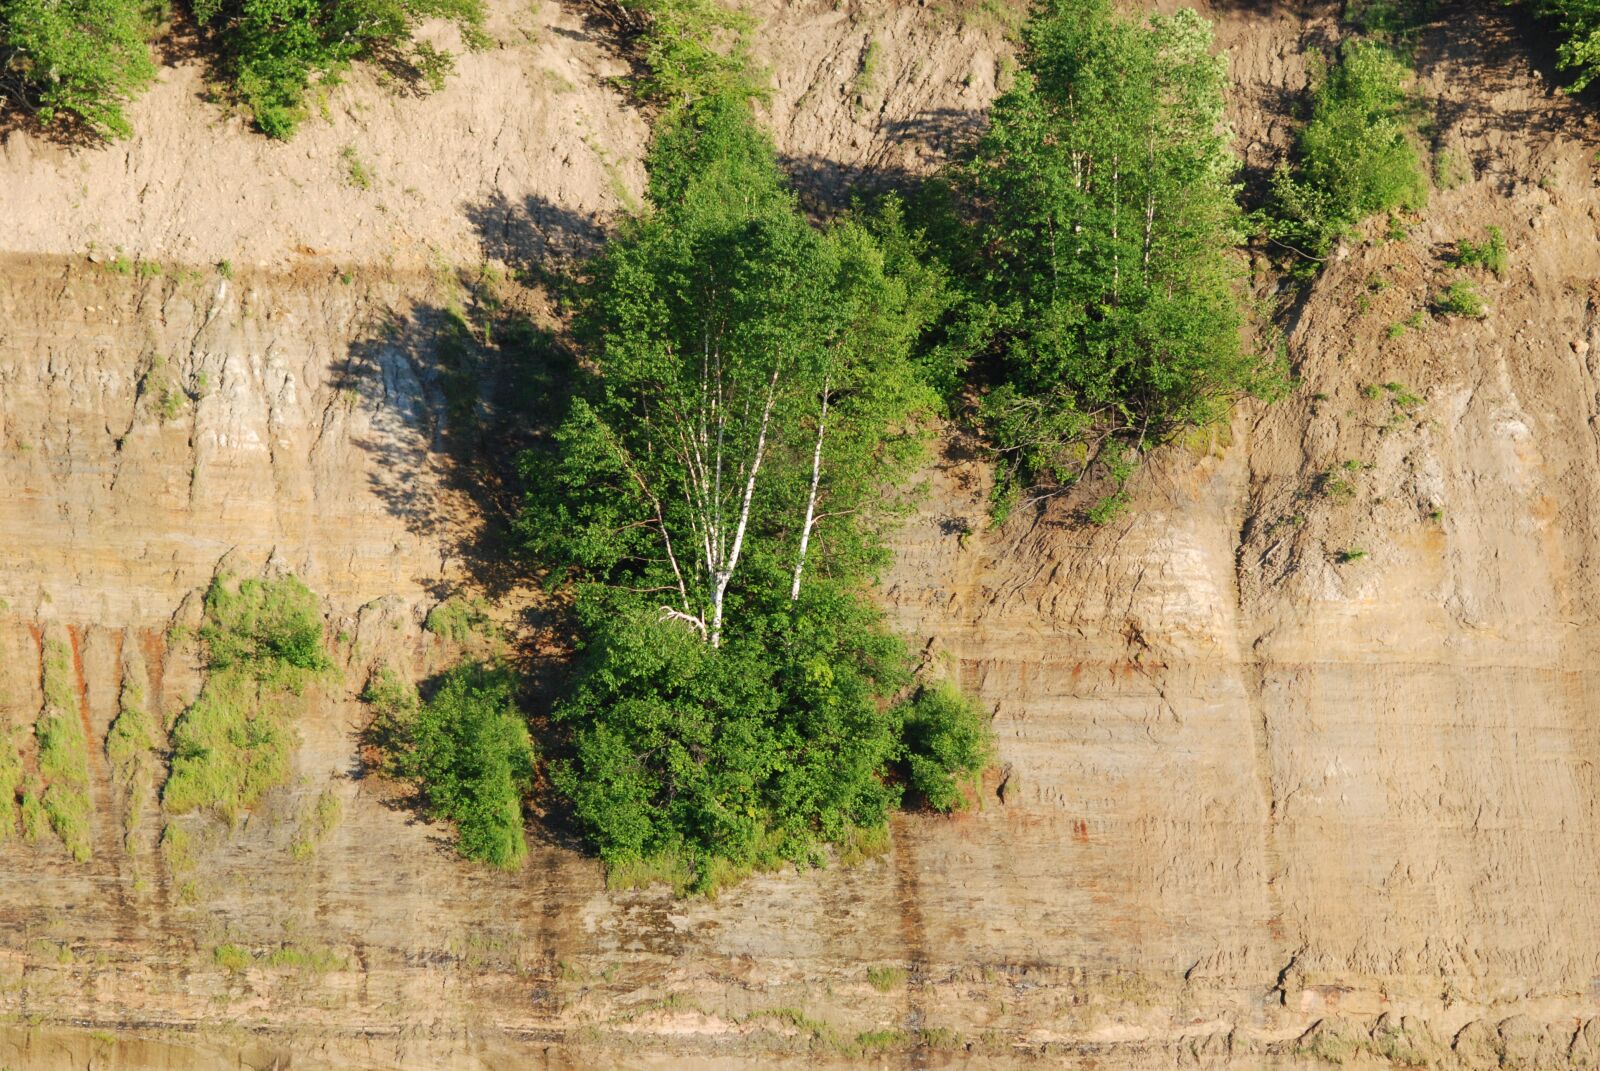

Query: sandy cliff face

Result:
[3,1,1600,1068]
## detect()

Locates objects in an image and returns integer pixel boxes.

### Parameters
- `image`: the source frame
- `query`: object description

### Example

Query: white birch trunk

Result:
[790,380,830,601]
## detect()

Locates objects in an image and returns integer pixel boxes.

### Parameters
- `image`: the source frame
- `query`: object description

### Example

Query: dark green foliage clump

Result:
[379,662,534,870]
[0,0,158,137]
[899,682,991,812]
[192,0,486,137]
[944,0,1280,519]
[1267,40,1427,258]
[553,593,911,892]
[163,575,330,822]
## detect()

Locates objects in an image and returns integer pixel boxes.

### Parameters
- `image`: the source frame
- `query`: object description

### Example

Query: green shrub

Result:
[900,682,990,812]
[163,574,329,822]
[1267,41,1427,258]
[193,0,487,138]
[866,965,907,992]
[615,0,762,108]
[1452,226,1507,276]
[951,0,1282,512]
[1433,278,1487,318]
[37,639,93,861]
[213,943,253,971]
[340,144,371,190]
[386,661,533,869]
[0,0,158,137]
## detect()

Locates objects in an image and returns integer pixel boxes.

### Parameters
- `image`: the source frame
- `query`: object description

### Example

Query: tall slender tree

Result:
[954,0,1279,518]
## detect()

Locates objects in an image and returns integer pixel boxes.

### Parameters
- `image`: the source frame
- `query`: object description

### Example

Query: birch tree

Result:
[519,90,979,892]
[955,0,1282,519]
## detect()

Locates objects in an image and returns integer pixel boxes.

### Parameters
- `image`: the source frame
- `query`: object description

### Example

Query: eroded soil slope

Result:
[4,1,1600,1068]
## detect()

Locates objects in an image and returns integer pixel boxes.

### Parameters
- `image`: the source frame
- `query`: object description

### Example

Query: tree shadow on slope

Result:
[332,272,577,606]
[465,190,607,287]
[1417,0,1597,183]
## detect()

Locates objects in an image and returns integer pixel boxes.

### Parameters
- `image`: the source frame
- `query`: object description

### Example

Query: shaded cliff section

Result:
[4,0,1600,1068]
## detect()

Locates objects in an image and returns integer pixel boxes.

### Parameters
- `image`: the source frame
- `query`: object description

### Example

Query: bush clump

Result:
[192,0,487,137]
[0,0,158,137]
[1,0,483,140]
[519,80,988,893]
[1516,0,1600,90]
[900,682,991,812]
[1433,278,1487,318]
[1452,226,1507,277]
[162,574,330,822]
[378,661,533,870]
[940,0,1282,518]
[1267,40,1427,258]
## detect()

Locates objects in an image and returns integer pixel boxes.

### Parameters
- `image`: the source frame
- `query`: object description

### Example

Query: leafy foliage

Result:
[1267,40,1427,258]
[1,0,481,140]
[519,91,985,893]
[191,0,486,137]
[1515,0,1600,90]
[616,0,763,109]
[163,574,330,822]
[1433,278,1487,318]
[0,0,157,137]
[946,0,1278,518]
[899,681,990,812]
[383,661,534,870]
[1453,226,1508,277]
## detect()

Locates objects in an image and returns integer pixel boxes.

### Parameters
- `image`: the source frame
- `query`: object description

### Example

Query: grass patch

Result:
[213,943,252,972]
[289,786,341,859]
[212,941,347,974]
[262,943,348,973]
[20,777,49,841]
[866,964,906,991]
[0,723,21,838]
[1336,548,1369,563]
[107,652,160,848]
[37,637,93,861]
[162,574,330,824]
[340,144,372,191]
[424,596,492,644]
[853,37,881,105]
